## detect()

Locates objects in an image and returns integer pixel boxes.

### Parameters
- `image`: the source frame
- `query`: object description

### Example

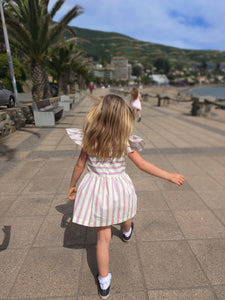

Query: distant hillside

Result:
[65,26,225,68]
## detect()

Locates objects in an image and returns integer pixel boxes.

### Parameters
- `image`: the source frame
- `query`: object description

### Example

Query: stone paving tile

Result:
[214,154,225,166]
[163,190,207,211]
[22,176,62,194]
[134,211,184,241]
[1,161,44,181]
[34,145,57,151]
[35,160,69,178]
[8,247,83,299]
[132,175,159,192]
[174,210,225,239]
[167,158,206,175]
[139,241,209,289]
[213,209,225,226]
[0,215,44,249]
[0,193,17,216]
[213,285,225,300]
[5,194,54,217]
[196,190,225,209]
[78,291,148,299]
[33,214,72,248]
[185,175,223,191]
[148,288,217,300]
[137,190,169,211]
[211,175,225,187]
[0,249,28,299]
[189,239,225,285]
[0,178,28,194]
[190,156,225,175]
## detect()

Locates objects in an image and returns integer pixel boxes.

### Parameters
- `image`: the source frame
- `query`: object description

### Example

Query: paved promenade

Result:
[0,88,225,299]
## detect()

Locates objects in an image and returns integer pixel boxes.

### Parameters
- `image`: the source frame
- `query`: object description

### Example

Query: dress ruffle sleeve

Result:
[127,135,145,153]
[66,128,83,146]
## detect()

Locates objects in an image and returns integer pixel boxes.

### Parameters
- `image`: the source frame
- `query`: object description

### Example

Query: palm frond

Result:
[49,0,64,18]
[57,5,83,27]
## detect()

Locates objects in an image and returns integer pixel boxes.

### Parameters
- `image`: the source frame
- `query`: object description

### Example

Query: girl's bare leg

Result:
[122,218,132,232]
[136,110,141,122]
[96,226,111,277]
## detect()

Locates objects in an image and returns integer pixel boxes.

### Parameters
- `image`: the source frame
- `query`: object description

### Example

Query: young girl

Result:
[130,87,143,122]
[66,94,184,299]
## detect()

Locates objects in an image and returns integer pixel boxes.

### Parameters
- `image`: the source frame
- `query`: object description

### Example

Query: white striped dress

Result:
[66,128,145,227]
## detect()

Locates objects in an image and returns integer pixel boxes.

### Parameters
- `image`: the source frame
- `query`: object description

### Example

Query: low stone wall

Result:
[0,105,33,138]
[0,96,61,139]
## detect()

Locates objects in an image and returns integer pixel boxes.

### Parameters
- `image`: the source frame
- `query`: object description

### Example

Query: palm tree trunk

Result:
[68,71,76,93]
[31,61,49,101]
[58,73,68,95]
[69,82,75,94]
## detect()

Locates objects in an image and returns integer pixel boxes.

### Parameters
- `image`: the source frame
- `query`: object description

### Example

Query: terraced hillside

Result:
[65,26,225,67]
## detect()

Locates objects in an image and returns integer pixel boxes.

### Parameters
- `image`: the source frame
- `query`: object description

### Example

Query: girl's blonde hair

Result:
[82,94,135,159]
[131,87,138,100]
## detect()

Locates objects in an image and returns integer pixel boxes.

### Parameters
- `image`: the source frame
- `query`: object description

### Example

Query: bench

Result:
[32,99,64,126]
[59,95,74,111]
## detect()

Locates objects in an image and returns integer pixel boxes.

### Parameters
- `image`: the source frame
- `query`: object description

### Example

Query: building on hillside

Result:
[128,64,132,80]
[192,63,202,70]
[111,56,129,80]
[197,76,207,84]
[205,62,215,72]
[150,74,169,85]
[218,62,225,72]
[94,64,113,80]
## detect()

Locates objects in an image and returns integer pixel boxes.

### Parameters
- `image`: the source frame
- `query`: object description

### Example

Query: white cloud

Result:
[49,0,225,50]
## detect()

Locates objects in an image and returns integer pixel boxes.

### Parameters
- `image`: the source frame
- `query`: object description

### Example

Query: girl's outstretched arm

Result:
[128,151,184,186]
[68,149,88,200]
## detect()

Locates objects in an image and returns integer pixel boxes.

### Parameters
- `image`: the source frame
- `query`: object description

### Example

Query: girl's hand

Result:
[68,186,77,200]
[168,173,185,186]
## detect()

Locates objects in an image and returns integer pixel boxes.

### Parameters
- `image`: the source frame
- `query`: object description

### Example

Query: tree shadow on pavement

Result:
[0,143,15,160]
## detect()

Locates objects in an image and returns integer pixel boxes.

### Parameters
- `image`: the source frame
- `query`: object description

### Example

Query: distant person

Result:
[130,87,143,122]
[89,83,94,94]
[66,94,184,299]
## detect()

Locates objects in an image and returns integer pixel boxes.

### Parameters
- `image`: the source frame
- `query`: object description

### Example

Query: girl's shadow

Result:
[55,201,122,279]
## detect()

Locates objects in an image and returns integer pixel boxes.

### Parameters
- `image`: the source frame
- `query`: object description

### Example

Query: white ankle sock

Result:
[98,273,112,290]
[123,226,132,237]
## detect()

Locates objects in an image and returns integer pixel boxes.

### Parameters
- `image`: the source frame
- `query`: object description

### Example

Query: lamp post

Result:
[0,0,19,106]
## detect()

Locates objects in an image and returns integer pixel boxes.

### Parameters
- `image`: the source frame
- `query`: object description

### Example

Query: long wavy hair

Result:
[131,87,139,101]
[82,94,135,159]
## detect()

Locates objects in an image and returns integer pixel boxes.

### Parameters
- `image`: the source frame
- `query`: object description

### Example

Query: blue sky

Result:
[49,0,225,51]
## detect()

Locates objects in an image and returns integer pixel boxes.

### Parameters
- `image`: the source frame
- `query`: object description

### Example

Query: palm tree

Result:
[3,0,83,100]
[48,43,93,95]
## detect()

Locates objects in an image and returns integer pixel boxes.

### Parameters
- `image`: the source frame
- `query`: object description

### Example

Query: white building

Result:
[150,74,169,85]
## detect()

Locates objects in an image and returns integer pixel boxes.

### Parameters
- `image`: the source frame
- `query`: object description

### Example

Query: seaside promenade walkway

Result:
[0,88,225,299]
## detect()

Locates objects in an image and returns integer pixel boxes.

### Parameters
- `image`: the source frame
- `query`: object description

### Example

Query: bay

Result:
[185,86,225,99]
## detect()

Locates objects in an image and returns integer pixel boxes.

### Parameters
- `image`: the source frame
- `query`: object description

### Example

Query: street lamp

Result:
[0,0,19,106]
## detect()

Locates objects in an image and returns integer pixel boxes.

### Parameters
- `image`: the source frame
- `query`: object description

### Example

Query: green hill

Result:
[66,26,225,68]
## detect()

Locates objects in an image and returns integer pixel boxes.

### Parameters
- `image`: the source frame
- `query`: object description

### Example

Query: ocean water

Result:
[185,86,225,99]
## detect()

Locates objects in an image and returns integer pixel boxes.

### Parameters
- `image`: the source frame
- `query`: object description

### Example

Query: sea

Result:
[185,86,225,100]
